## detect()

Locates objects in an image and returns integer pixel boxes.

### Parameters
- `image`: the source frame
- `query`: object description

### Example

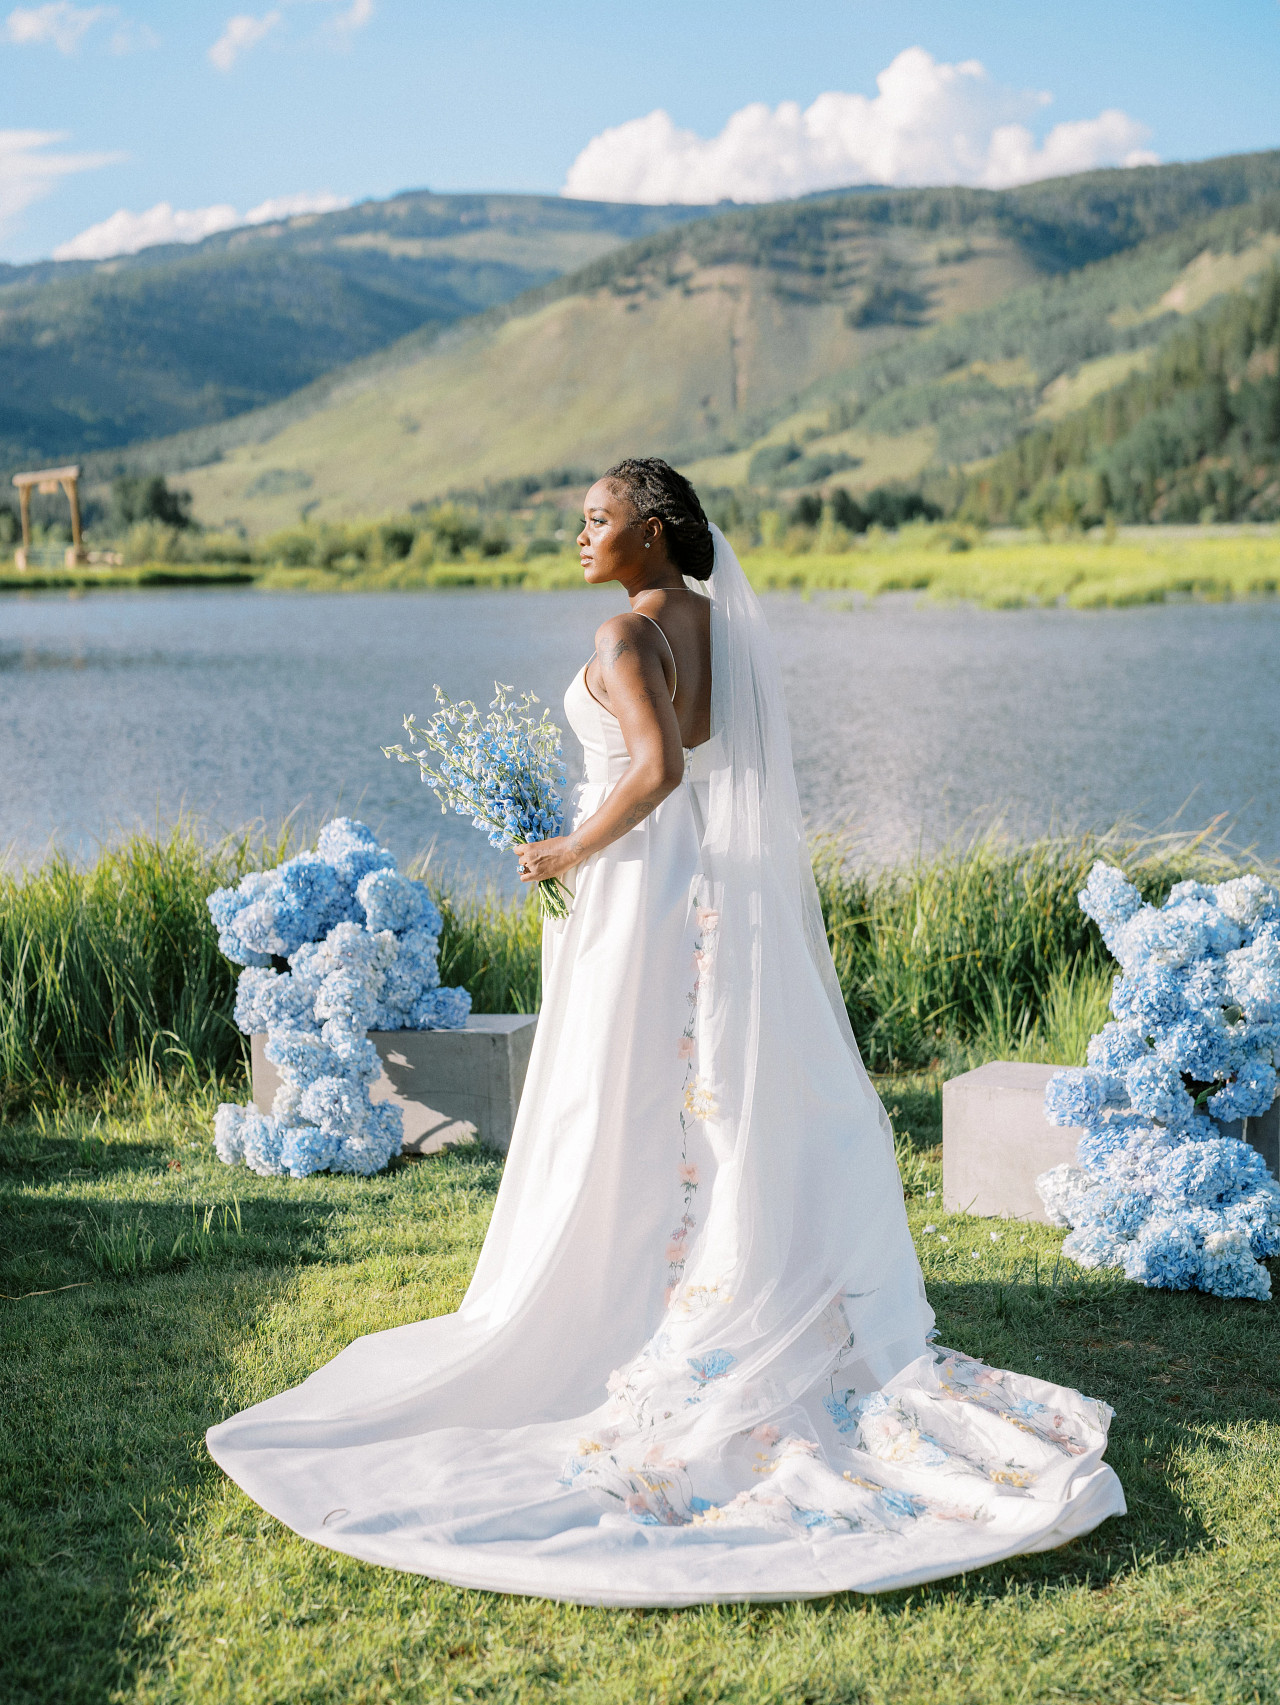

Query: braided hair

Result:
[603,457,715,580]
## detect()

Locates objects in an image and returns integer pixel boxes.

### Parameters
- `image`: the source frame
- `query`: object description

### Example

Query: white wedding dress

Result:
[208,530,1124,1604]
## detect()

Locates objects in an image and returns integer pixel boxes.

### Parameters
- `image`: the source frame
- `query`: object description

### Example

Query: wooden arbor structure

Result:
[12,464,86,570]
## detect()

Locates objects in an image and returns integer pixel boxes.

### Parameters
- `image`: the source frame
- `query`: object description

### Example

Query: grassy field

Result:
[7,528,1280,608]
[3,1078,1278,1705]
[4,827,1279,1702]
[740,529,1280,609]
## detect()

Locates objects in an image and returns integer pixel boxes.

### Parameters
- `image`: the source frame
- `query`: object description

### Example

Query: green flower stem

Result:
[513,842,570,920]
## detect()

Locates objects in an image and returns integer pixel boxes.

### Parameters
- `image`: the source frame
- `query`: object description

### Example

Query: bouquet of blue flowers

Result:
[384,682,571,920]
[1037,861,1280,1300]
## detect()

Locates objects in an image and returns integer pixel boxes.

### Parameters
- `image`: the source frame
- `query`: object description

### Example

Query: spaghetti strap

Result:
[633,612,677,699]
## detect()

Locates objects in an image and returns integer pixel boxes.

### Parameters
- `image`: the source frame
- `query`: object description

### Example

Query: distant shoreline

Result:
[5,528,1280,610]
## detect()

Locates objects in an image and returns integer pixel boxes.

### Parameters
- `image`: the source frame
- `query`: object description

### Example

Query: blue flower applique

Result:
[687,1349,736,1386]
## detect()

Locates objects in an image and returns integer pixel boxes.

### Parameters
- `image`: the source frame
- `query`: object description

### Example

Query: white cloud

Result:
[52,188,350,259]
[0,128,121,239]
[6,3,110,52]
[562,47,1156,204]
[208,8,280,71]
[329,0,372,35]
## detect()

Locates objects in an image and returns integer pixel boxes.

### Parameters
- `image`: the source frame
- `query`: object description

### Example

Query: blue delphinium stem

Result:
[384,682,571,920]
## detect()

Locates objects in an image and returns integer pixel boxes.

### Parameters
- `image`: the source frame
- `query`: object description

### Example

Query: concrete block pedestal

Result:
[943,1060,1280,1222]
[942,1062,1082,1223]
[251,1014,538,1156]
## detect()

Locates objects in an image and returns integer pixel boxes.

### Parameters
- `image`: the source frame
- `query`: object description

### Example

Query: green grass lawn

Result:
[4,1080,1278,1705]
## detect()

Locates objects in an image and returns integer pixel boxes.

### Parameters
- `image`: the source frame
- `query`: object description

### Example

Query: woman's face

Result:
[577,479,649,585]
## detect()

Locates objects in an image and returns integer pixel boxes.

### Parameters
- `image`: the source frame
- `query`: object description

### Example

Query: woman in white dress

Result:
[207,459,1124,1605]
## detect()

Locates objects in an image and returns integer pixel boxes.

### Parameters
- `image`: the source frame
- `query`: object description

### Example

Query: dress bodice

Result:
[564,665,633,786]
[563,664,715,789]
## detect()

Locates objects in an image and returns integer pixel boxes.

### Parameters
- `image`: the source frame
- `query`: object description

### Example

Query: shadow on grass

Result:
[0,1189,333,1297]
[1,1260,302,1705]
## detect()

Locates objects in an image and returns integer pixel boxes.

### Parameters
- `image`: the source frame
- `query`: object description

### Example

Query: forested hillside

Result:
[0,192,707,470]
[682,196,1280,493]
[949,267,1280,525]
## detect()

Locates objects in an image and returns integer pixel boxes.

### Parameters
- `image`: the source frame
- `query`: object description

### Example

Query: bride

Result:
[208,458,1124,1605]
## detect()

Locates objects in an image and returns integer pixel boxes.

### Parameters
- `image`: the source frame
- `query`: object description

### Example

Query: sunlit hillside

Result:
[173,221,1040,531]
[684,209,1280,504]
[0,192,708,469]
[81,148,1280,535]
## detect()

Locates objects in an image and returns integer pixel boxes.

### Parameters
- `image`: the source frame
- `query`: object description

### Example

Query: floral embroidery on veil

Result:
[666,894,718,1302]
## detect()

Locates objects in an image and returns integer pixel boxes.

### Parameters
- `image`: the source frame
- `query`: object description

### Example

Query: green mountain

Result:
[944,259,1280,525]
[0,192,708,470]
[685,192,1280,504]
[70,148,1280,534]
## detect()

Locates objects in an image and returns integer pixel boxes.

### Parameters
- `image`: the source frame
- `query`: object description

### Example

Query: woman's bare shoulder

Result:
[593,610,662,664]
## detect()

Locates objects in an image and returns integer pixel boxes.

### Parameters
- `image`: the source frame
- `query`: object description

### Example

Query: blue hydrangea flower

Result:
[214,1102,249,1165]
[299,1074,373,1136]
[1124,1055,1196,1130]
[233,967,321,1037]
[1039,860,1280,1299]
[1208,1061,1278,1123]
[333,1101,404,1175]
[411,985,473,1030]
[1154,1012,1233,1080]
[1085,1019,1148,1076]
[1112,965,1189,1032]
[206,870,276,967]
[238,1110,288,1177]
[1078,861,1143,952]
[1121,1216,1201,1290]
[1214,875,1279,929]
[280,1124,339,1179]
[1044,1069,1121,1128]
[357,868,441,937]
[209,818,470,1179]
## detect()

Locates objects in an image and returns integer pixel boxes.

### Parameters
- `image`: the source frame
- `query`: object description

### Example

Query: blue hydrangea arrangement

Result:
[384,682,570,919]
[208,818,472,1178]
[1037,861,1280,1300]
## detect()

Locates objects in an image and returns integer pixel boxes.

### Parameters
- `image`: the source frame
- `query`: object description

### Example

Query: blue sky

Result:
[2,0,1278,262]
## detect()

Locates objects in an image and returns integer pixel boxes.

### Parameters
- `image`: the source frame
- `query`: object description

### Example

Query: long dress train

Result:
[207,531,1124,1605]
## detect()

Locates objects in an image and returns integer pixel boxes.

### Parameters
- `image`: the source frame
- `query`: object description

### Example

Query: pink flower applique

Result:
[643,1445,687,1469]
[678,1161,700,1185]
[677,1036,696,1061]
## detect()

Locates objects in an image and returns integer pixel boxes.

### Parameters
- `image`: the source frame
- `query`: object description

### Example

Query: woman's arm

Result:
[516,614,685,888]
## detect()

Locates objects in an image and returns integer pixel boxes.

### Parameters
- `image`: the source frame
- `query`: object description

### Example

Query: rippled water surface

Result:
[2,586,1278,882]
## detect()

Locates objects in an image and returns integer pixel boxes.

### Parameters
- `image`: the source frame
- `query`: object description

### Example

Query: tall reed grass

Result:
[0,824,287,1105]
[0,819,1267,1105]
[428,880,542,1015]
[814,823,1259,1070]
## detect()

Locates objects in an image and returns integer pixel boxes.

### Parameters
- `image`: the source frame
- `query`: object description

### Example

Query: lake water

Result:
[2,586,1279,884]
